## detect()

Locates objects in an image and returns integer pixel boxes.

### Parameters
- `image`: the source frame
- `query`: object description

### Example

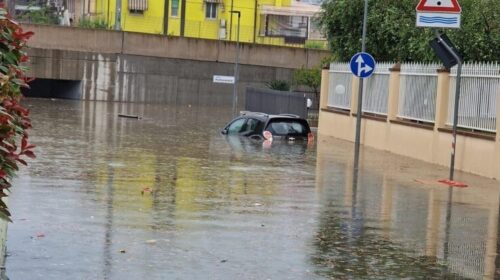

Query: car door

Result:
[225,117,262,137]
[225,118,247,135]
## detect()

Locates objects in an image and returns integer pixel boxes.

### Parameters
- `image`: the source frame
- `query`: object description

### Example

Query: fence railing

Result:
[328,63,352,110]
[326,62,500,134]
[362,62,393,115]
[245,87,308,119]
[447,62,500,133]
[398,63,440,123]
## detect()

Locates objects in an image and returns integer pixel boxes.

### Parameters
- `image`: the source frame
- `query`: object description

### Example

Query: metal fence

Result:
[328,63,352,110]
[245,87,308,119]
[447,62,500,132]
[398,63,440,123]
[362,62,393,115]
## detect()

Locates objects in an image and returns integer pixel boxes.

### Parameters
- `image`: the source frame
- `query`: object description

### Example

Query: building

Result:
[89,0,326,48]
[5,0,325,47]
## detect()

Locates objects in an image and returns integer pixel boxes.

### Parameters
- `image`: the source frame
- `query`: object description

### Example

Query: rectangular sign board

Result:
[416,12,461,28]
[213,75,235,84]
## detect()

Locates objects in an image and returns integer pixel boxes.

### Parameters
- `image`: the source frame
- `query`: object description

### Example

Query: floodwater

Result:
[5,98,500,279]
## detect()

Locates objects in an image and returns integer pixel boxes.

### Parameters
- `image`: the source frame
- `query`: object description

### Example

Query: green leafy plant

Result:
[293,67,321,96]
[305,41,326,50]
[266,80,291,91]
[18,5,59,25]
[77,17,108,29]
[0,8,36,222]
[293,67,321,115]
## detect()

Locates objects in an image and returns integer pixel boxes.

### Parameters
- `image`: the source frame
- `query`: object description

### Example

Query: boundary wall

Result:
[318,64,500,179]
[22,24,328,70]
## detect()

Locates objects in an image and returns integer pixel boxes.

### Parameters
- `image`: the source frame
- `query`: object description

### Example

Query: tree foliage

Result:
[293,67,321,95]
[18,6,60,25]
[316,0,500,62]
[0,8,36,222]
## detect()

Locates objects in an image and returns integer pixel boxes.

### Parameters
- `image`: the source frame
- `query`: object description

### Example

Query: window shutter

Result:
[129,0,148,11]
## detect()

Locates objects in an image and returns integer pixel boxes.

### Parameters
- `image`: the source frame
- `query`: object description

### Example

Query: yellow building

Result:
[91,0,325,47]
[93,0,166,34]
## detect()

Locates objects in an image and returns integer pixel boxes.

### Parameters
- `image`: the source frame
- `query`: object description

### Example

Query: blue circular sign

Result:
[350,52,376,78]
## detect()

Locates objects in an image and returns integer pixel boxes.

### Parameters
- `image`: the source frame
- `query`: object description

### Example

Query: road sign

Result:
[213,75,235,84]
[429,33,462,69]
[416,0,461,28]
[350,52,376,78]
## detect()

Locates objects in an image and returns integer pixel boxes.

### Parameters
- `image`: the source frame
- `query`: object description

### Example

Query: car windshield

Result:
[265,119,309,136]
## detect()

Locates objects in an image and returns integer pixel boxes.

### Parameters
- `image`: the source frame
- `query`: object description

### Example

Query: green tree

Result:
[316,0,500,62]
[293,67,321,96]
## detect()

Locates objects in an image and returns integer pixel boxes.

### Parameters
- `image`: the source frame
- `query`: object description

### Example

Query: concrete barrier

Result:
[21,24,330,69]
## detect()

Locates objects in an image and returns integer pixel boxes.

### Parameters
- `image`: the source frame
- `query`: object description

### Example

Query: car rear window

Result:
[265,118,310,136]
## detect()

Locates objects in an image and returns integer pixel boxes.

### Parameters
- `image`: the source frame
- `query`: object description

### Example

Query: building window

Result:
[171,0,179,17]
[260,14,308,42]
[129,0,148,13]
[205,3,217,19]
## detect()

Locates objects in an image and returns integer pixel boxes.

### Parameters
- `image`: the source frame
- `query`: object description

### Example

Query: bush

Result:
[18,6,59,25]
[304,41,326,50]
[0,8,36,221]
[77,17,108,29]
[266,80,291,91]
[293,67,321,95]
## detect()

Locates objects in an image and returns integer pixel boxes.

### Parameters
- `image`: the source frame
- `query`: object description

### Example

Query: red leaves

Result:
[0,97,35,184]
[12,29,34,41]
[0,7,34,222]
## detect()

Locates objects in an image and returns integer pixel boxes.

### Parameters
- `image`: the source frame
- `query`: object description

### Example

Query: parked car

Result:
[221,111,314,144]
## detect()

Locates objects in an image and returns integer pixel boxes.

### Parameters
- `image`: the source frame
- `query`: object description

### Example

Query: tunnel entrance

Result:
[23,79,82,100]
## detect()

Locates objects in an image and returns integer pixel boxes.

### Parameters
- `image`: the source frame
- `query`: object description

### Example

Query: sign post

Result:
[352,0,371,171]
[417,0,463,180]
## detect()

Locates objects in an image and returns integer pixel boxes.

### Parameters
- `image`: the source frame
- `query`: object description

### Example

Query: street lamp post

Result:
[230,10,241,117]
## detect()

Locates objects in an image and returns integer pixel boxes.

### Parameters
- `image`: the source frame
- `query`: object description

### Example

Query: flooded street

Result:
[5,99,500,279]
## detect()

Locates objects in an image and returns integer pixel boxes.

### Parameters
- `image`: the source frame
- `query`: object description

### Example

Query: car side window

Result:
[227,118,246,134]
[246,118,260,132]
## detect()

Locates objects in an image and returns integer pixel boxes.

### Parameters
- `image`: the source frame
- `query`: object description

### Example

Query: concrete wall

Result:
[22,24,329,105]
[26,48,295,106]
[318,68,500,180]
[22,24,329,69]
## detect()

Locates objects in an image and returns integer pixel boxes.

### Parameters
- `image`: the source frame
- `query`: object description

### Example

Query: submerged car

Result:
[221,111,314,143]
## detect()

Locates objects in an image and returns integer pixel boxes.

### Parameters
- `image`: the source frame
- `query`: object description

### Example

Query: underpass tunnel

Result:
[22,78,82,100]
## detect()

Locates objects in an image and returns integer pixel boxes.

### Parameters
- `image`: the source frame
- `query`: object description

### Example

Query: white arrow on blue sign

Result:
[350,52,376,78]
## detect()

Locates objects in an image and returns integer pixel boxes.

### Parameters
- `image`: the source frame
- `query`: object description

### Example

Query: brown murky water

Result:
[5,98,500,279]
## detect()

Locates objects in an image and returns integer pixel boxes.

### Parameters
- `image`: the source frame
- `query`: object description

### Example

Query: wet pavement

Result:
[5,98,500,279]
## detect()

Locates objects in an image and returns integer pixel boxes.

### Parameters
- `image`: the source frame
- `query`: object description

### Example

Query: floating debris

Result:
[118,114,141,119]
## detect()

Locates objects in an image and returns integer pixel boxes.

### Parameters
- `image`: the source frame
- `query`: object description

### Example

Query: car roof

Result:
[240,111,304,121]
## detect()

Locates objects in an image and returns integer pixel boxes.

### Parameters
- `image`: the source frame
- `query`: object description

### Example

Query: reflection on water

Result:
[5,99,500,279]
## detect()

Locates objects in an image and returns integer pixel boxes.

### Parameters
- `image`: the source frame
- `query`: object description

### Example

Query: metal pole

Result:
[231,11,241,117]
[435,31,462,180]
[114,0,121,30]
[353,0,369,169]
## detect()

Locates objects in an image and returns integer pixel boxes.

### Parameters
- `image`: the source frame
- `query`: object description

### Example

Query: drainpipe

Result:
[180,0,186,36]
[229,0,234,40]
[253,0,257,43]
[163,0,169,35]
[114,0,121,30]
[107,0,110,28]
[82,0,86,20]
